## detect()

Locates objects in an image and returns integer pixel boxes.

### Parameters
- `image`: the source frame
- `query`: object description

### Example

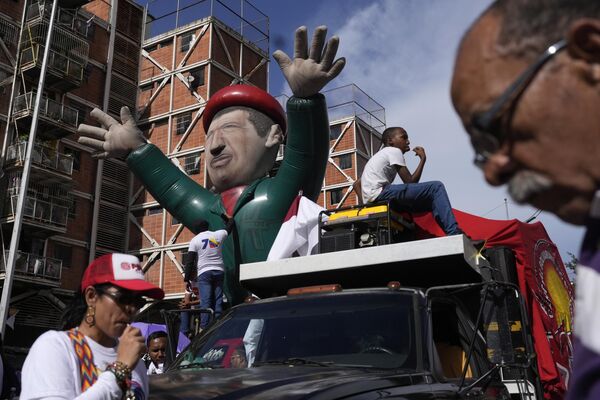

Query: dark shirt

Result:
[567,216,600,399]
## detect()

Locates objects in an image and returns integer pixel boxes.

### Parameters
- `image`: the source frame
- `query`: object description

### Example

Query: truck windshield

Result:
[172,291,419,371]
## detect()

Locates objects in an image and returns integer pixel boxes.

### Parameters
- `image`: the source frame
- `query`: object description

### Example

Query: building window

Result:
[330,188,343,205]
[188,66,205,90]
[181,32,194,52]
[338,154,352,169]
[140,82,154,92]
[54,243,72,268]
[147,206,162,215]
[68,198,77,219]
[68,100,92,126]
[64,146,81,171]
[330,125,342,140]
[176,112,192,135]
[73,17,95,39]
[184,153,200,175]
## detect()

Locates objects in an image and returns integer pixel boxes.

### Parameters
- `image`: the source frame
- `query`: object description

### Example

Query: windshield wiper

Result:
[253,358,334,367]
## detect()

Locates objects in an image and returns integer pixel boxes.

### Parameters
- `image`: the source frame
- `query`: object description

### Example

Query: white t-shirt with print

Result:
[189,229,228,276]
[360,146,406,203]
[20,330,148,400]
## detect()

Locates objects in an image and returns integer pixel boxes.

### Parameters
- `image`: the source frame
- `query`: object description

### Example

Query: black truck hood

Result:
[149,366,434,400]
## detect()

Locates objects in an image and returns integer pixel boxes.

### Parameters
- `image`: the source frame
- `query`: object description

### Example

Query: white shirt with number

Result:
[189,229,228,277]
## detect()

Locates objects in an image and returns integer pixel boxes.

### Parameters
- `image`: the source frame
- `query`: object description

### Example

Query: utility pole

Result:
[0,0,60,337]
[504,198,509,220]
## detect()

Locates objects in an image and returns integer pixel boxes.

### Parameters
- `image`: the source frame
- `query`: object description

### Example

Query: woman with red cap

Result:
[20,253,164,400]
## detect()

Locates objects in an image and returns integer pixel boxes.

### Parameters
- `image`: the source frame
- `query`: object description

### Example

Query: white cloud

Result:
[324,0,584,259]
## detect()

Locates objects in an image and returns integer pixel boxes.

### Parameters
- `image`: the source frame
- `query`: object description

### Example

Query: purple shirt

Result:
[567,220,600,399]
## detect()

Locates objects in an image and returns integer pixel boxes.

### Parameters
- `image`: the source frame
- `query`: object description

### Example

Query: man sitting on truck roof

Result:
[360,127,463,236]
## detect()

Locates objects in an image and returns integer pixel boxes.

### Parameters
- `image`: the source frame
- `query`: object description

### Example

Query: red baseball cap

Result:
[203,84,286,134]
[81,254,164,300]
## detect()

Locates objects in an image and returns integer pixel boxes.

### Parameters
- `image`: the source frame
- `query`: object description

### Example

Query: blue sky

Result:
[138,0,585,262]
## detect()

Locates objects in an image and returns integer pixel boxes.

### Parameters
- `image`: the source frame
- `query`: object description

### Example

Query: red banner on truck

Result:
[414,209,574,399]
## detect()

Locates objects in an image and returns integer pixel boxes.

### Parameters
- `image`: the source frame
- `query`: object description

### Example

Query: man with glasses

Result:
[451,1,600,398]
[360,126,463,236]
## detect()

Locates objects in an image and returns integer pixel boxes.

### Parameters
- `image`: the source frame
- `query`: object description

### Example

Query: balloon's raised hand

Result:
[77,106,146,159]
[273,26,345,98]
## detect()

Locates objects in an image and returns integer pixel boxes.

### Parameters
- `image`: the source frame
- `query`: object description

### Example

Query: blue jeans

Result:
[180,308,191,334]
[197,270,224,328]
[376,180,461,235]
[180,305,198,334]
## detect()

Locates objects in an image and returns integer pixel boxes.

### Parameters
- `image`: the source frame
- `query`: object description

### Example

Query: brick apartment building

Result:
[0,0,144,356]
[0,0,386,357]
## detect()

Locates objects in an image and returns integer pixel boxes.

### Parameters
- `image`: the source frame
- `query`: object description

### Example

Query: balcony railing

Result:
[13,92,79,129]
[322,84,386,132]
[5,142,73,176]
[0,18,18,50]
[20,45,84,85]
[145,0,269,54]
[5,194,68,228]
[0,250,62,282]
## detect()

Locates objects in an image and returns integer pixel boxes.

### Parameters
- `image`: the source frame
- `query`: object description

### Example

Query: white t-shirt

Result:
[146,362,164,375]
[20,330,148,400]
[189,229,228,276]
[360,147,406,203]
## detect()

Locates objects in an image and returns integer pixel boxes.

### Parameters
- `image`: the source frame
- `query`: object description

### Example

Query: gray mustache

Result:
[508,171,552,203]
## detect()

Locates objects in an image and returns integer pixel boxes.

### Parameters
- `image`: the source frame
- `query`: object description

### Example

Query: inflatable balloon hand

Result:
[78,106,147,159]
[273,25,345,98]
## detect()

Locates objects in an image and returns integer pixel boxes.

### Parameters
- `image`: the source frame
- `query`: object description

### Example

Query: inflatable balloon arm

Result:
[125,143,222,230]
[273,25,345,99]
[77,106,222,231]
[270,25,344,201]
[77,107,147,159]
[271,94,329,203]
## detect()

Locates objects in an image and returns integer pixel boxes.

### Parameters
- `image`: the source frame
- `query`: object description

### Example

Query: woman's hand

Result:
[117,325,147,369]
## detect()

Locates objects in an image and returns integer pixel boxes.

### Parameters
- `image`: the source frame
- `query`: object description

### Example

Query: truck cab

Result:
[151,235,539,399]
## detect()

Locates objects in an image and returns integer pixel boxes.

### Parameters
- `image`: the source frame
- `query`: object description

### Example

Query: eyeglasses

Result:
[98,288,147,309]
[470,39,567,168]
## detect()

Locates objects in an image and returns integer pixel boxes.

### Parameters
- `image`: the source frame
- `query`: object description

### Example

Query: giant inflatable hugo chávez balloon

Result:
[77,26,346,304]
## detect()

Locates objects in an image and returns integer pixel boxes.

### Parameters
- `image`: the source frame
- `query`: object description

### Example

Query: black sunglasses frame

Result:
[470,39,567,168]
[97,286,147,310]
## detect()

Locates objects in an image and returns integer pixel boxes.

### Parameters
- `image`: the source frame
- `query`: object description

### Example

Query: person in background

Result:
[146,331,167,375]
[178,279,200,339]
[229,347,248,369]
[451,1,600,398]
[20,253,164,399]
[186,216,235,330]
